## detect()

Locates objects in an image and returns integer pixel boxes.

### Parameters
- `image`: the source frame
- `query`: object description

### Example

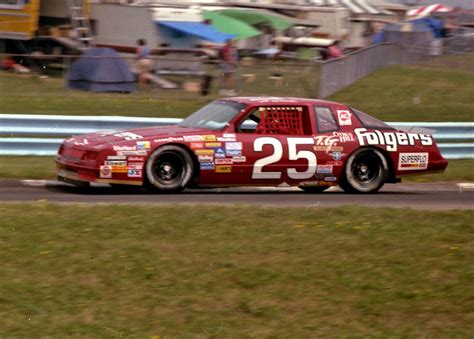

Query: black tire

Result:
[339,148,388,194]
[145,145,194,193]
[299,186,330,193]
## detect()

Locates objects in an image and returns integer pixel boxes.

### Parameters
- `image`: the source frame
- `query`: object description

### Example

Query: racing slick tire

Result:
[339,148,388,194]
[299,186,330,193]
[145,145,194,193]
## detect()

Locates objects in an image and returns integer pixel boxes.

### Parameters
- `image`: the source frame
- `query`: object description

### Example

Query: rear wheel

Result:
[299,186,330,193]
[340,148,388,194]
[145,146,194,193]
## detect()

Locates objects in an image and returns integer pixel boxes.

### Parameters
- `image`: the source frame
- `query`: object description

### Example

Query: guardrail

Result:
[0,115,472,159]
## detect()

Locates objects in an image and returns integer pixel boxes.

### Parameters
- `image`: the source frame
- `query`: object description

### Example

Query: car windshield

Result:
[179,100,247,130]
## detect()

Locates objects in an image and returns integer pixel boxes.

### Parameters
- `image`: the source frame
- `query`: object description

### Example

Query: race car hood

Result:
[64,125,211,149]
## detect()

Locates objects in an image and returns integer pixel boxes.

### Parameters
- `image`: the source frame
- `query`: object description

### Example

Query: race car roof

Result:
[222,96,342,107]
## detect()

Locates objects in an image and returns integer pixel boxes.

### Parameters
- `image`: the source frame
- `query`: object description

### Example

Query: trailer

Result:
[0,0,93,54]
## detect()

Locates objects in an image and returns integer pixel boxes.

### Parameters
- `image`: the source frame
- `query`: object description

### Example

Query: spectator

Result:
[327,42,345,59]
[219,39,238,96]
[136,39,153,89]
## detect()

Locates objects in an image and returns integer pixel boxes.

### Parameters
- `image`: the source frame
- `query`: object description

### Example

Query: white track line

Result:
[457,183,474,191]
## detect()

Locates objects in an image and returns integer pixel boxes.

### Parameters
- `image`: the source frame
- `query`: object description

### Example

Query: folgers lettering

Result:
[354,128,433,152]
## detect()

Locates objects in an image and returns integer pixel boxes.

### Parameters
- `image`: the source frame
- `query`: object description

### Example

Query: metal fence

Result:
[317,36,474,98]
[317,43,402,98]
[0,114,472,159]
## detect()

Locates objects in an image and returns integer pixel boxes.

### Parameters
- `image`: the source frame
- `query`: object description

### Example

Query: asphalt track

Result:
[0,179,473,210]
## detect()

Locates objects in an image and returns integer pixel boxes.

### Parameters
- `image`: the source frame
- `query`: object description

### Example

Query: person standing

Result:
[136,39,153,89]
[219,39,237,96]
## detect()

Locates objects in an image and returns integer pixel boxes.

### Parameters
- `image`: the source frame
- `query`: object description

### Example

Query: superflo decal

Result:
[355,128,433,152]
[398,153,429,170]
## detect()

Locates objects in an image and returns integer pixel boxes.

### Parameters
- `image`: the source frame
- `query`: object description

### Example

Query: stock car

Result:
[56,97,448,193]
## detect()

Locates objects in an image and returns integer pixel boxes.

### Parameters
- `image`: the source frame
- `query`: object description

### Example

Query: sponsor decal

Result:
[136,141,150,150]
[100,165,112,178]
[215,158,233,165]
[195,149,214,156]
[215,165,232,173]
[183,135,202,142]
[128,162,144,170]
[214,148,226,158]
[225,142,242,157]
[200,162,215,170]
[127,156,145,162]
[317,165,333,174]
[355,128,433,152]
[117,150,148,156]
[217,137,236,142]
[111,165,128,173]
[226,149,242,156]
[113,145,136,151]
[105,160,127,167]
[190,142,204,149]
[184,135,217,142]
[223,133,236,139]
[314,134,341,149]
[232,156,247,163]
[398,153,429,170]
[314,145,344,152]
[225,142,242,151]
[107,155,127,160]
[333,132,354,142]
[198,155,214,163]
[114,132,143,140]
[205,142,222,148]
[331,152,343,161]
[154,137,184,143]
[128,169,142,177]
[337,110,352,126]
[324,176,337,182]
[201,135,217,142]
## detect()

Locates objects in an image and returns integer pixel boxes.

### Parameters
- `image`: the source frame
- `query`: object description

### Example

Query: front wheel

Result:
[339,148,388,194]
[145,146,194,193]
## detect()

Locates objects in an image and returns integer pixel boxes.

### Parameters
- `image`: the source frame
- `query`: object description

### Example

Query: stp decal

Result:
[337,110,352,126]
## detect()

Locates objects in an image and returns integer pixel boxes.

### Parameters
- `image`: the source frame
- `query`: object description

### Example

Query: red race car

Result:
[56,97,448,193]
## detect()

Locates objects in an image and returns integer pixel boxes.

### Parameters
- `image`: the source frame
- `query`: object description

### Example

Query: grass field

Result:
[0,156,472,182]
[0,203,472,336]
[330,65,474,122]
[1,60,473,121]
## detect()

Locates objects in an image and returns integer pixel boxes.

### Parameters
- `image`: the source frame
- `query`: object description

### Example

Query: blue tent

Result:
[67,48,136,93]
[157,21,235,43]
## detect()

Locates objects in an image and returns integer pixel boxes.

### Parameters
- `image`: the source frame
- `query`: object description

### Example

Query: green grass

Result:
[415,54,474,73]
[0,62,316,118]
[0,203,472,336]
[0,72,208,118]
[1,156,472,182]
[1,60,473,122]
[330,64,474,122]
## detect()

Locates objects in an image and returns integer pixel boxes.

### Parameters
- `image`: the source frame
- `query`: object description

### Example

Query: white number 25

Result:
[252,137,317,180]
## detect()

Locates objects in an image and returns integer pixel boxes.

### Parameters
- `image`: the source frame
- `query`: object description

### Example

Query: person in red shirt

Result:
[219,39,237,95]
